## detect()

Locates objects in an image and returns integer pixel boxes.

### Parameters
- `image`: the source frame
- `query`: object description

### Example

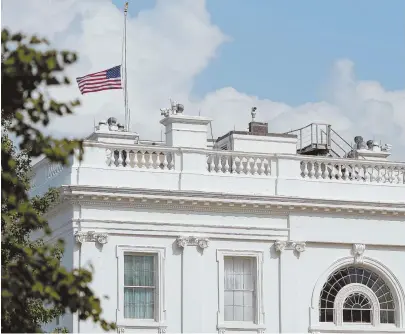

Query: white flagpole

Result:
[123,1,129,131]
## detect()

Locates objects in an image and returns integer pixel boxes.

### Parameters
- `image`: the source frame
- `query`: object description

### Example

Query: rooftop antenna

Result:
[251,106,257,122]
[160,99,184,117]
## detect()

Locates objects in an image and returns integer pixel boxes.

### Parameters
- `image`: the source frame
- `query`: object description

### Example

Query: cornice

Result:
[58,185,405,217]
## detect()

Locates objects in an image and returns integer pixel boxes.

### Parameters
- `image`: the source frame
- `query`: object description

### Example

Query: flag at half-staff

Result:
[76,65,122,94]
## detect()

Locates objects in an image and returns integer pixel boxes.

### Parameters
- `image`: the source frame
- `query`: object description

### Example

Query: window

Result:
[342,292,371,323]
[216,250,264,331]
[116,245,166,328]
[224,257,255,322]
[319,266,396,326]
[124,254,156,319]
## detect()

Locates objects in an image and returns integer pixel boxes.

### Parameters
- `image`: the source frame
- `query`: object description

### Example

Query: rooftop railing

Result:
[30,142,405,194]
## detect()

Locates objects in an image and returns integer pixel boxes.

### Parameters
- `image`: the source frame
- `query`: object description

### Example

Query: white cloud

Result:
[3,0,405,159]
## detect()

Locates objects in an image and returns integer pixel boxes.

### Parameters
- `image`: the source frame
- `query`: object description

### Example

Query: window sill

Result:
[117,318,166,329]
[310,324,402,333]
[218,321,265,332]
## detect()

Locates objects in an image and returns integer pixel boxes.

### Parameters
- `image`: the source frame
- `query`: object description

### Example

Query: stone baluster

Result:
[209,154,215,172]
[117,150,123,167]
[124,150,129,167]
[308,161,315,179]
[231,156,236,174]
[252,157,259,175]
[258,158,265,175]
[139,150,146,168]
[162,153,168,170]
[168,152,174,170]
[301,161,309,178]
[223,156,230,173]
[235,156,242,174]
[246,157,252,175]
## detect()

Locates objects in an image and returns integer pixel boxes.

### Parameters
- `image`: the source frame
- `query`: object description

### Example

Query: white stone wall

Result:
[53,201,405,334]
[31,114,405,333]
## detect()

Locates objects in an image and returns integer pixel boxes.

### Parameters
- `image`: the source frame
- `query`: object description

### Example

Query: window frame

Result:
[116,245,166,328]
[310,258,403,333]
[216,249,265,331]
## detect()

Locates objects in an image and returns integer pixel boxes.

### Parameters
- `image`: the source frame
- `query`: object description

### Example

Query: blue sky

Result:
[114,0,405,106]
[7,0,404,157]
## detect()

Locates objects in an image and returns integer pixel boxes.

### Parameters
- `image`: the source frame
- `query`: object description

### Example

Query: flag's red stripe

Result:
[77,76,107,84]
[78,77,117,85]
[79,82,122,92]
[78,78,121,88]
[81,86,122,94]
[76,70,107,81]
[79,82,121,90]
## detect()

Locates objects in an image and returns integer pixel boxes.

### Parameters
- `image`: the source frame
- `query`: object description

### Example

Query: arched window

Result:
[342,292,372,323]
[319,266,395,325]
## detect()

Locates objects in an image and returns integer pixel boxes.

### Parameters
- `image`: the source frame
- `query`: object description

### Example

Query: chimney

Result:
[160,114,212,148]
[249,121,268,136]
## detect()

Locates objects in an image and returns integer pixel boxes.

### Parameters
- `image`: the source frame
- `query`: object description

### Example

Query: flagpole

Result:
[123,1,129,131]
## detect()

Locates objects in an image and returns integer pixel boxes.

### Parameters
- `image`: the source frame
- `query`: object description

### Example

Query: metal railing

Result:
[285,123,353,157]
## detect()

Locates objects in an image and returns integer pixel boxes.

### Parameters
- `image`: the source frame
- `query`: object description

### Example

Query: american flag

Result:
[76,65,122,94]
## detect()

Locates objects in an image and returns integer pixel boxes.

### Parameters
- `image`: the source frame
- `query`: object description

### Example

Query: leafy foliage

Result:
[1,29,115,332]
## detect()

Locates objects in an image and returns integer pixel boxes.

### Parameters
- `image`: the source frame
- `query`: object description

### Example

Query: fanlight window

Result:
[319,266,395,325]
[342,292,371,323]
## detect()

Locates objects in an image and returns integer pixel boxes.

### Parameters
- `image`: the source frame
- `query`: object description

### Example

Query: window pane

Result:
[224,306,233,321]
[319,265,396,324]
[234,306,244,321]
[224,257,255,322]
[243,306,253,321]
[244,291,253,307]
[234,291,243,306]
[124,255,154,287]
[224,291,233,306]
[124,287,154,319]
[224,258,234,290]
[124,255,134,286]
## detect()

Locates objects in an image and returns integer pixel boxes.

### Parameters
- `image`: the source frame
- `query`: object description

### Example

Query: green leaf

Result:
[1,28,115,333]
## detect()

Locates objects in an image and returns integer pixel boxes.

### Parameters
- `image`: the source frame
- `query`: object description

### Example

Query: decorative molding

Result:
[158,326,167,334]
[60,185,405,217]
[176,236,209,249]
[352,243,366,264]
[310,256,405,329]
[334,283,380,326]
[216,250,265,330]
[74,231,109,245]
[115,245,166,328]
[274,240,286,252]
[274,240,306,253]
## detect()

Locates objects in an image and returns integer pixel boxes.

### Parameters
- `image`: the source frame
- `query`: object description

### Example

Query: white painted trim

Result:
[115,245,166,329]
[61,185,405,217]
[216,249,265,331]
[310,256,405,329]
[334,283,380,326]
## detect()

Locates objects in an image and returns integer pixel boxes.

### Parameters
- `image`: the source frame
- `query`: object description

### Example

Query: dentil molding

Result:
[352,243,366,264]
[60,185,405,217]
[75,231,109,245]
[274,240,306,253]
[176,236,209,250]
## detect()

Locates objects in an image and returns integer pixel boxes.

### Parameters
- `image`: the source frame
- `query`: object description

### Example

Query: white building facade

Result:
[31,107,405,334]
